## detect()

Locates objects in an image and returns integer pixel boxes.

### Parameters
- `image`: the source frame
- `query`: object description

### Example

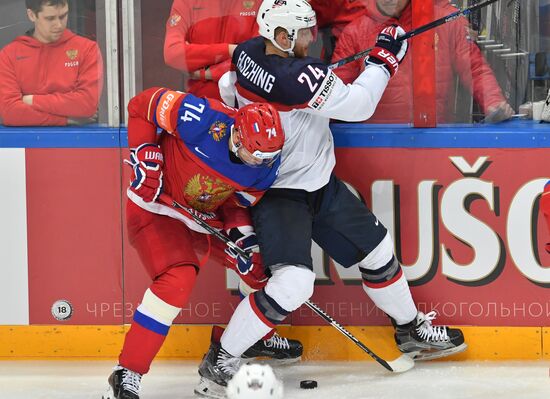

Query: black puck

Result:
[300,380,318,389]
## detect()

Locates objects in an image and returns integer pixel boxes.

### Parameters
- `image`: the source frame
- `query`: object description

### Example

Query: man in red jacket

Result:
[163,0,261,101]
[0,0,103,126]
[332,0,514,123]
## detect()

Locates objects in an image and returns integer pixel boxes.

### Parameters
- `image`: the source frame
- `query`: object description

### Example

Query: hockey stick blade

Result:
[328,0,501,70]
[304,301,414,373]
[158,193,413,372]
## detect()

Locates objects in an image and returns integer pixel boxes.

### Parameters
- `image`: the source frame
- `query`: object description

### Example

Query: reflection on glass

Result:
[0,0,541,127]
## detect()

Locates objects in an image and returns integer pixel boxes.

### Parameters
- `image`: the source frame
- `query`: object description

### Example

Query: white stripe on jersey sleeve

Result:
[219,71,238,107]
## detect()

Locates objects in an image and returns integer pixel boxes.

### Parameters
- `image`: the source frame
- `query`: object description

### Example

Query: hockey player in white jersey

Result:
[195,1,467,396]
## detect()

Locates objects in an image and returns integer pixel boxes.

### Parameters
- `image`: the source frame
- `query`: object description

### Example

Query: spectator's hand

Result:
[484,101,514,123]
[126,143,164,202]
[365,25,408,78]
[22,95,33,105]
[190,66,212,81]
[466,26,479,42]
[67,112,99,126]
[228,44,237,57]
[191,56,234,81]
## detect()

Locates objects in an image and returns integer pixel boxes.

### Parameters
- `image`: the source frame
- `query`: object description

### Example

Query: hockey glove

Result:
[127,143,164,202]
[365,25,408,78]
[226,251,269,291]
[224,226,259,275]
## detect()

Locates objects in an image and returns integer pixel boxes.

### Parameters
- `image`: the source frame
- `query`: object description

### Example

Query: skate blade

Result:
[407,342,468,361]
[101,386,114,399]
[194,376,227,399]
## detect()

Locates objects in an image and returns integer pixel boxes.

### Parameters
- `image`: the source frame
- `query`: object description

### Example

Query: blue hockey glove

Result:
[224,226,259,275]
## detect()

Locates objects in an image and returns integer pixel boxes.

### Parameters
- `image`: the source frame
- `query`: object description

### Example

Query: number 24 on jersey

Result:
[297,65,326,93]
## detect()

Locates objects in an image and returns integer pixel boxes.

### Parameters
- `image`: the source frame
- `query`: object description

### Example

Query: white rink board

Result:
[0,148,28,325]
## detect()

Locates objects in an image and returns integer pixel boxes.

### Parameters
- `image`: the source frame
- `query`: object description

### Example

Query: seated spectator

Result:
[332,0,514,124]
[0,0,104,126]
[163,0,260,101]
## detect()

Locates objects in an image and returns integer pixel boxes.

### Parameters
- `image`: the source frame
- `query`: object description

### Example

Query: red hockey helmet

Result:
[232,102,285,167]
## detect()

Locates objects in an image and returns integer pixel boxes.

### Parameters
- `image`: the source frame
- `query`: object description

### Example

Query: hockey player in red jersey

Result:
[194,1,467,396]
[102,87,294,399]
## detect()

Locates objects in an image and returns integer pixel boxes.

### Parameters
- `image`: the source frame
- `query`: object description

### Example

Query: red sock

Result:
[119,266,197,374]
[119,323,166,374]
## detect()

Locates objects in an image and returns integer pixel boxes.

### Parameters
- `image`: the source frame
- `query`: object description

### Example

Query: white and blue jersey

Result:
[219,36,390,191]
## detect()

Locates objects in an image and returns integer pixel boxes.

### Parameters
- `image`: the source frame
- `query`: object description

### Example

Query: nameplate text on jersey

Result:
[236,51,276,93]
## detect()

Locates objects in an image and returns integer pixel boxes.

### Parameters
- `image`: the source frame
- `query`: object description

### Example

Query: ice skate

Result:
[194,339,241,399]
[395,311,467,361]
[102,365,142,399]
[242,331,303,364]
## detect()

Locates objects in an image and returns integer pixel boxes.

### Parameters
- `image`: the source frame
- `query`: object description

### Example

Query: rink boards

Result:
[0,121,549,360]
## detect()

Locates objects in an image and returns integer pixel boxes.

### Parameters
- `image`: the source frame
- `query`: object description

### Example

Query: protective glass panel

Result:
[329,0,415,124]
[137,0,263,101]
[437,0,547,124]
[0,0,108,126]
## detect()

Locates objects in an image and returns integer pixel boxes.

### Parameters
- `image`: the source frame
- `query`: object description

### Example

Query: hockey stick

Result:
[158,193,415,373]
[300,297,414,372]
[328,0,501,70]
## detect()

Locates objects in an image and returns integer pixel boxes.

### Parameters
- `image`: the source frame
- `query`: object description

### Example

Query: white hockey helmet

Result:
[226,363,284,399]
[257,0,317,55]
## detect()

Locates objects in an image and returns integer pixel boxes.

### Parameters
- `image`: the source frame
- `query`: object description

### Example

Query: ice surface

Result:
[0,360,548,399]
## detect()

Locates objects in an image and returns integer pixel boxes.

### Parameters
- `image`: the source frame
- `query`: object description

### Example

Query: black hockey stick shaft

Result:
[159,193,411,372]
[159,193,247,255]
[328,0,501,70]
[303,300,395,371]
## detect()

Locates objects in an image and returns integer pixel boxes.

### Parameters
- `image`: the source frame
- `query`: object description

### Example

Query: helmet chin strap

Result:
[229,126,242,158]
[270,30,296,57]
